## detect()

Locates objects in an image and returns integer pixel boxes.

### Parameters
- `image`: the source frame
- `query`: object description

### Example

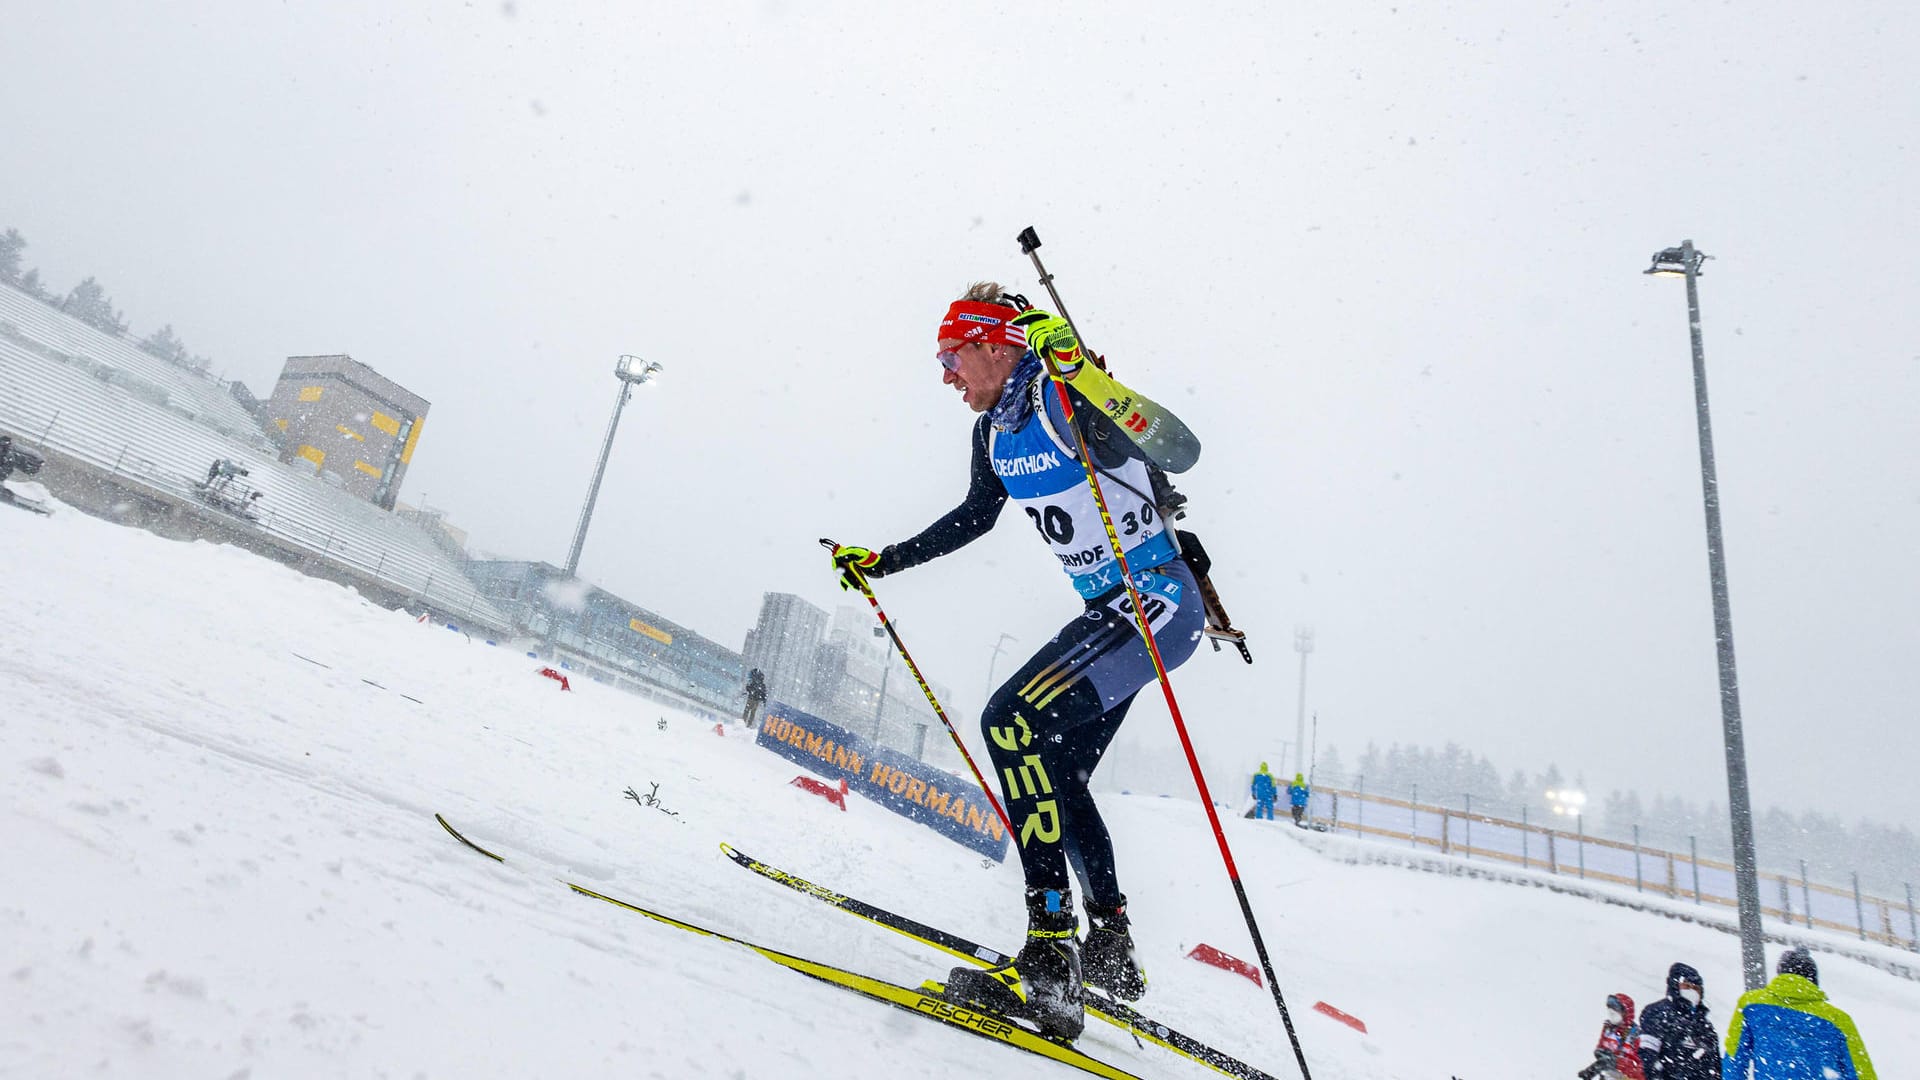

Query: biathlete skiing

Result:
[830,281,1206,1041]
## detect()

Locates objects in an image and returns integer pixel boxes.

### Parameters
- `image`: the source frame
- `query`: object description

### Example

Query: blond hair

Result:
[959,281,1024,309]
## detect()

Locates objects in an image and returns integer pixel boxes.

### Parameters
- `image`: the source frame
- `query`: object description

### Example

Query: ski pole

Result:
[1015,226,1314,1080]
[818,538,1015,843]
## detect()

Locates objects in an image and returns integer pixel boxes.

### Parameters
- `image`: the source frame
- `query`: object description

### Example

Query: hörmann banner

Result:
[756,701,1008,861]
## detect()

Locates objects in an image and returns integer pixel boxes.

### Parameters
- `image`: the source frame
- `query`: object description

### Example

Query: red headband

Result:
[938,300,1028,348]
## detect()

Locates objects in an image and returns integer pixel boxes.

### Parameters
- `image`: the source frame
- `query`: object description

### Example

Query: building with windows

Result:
[743,591,952,760]
[265,354,427,509]
[742,592,831,714]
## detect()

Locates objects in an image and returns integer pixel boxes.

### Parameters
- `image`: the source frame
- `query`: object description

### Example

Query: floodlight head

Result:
[614,354,664,384]
[1645,244,1707,278]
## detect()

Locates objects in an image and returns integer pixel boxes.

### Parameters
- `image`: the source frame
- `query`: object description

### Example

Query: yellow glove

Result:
[830,544,882,591]
[1011,310,1087,377]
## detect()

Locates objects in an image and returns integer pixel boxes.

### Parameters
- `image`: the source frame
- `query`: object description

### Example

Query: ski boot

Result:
[942,887,1085,1042]
[1080,895,1147,1001]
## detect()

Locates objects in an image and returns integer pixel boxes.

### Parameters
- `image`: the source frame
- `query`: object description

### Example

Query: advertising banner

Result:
[756,701,1008,861]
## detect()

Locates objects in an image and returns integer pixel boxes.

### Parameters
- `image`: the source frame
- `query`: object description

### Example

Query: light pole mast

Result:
[1646,240,1765,990]
[985,632,1017,702]
[542,355,660,657]
[872,623,900,743]
[564,355,662,577]
[1293,627,1314,778]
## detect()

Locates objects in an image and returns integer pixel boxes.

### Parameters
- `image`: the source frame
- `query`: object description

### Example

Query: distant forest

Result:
[1311,740,1919,897]
[1,226,214,372]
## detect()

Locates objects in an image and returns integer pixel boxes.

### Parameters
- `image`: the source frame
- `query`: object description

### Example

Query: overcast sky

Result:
[5,2,1917,830]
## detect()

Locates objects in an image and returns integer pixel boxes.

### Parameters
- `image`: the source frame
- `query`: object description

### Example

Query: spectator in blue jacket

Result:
[1639,961,1721,1080]
[1723,948,1876,1079]
[1250,763,1278,820]
[1287,772,1310,827]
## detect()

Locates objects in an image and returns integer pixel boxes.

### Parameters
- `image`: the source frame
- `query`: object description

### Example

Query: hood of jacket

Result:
[1664,961,1708,1013]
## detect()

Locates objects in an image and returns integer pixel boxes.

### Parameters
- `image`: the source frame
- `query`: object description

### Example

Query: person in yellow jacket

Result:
[1723,948,1875,1079]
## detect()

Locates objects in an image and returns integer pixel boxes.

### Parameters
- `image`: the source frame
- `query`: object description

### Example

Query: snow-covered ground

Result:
[4,501,1916,1079]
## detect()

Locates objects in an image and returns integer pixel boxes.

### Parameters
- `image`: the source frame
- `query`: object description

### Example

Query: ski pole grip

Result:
[818,537,838,551]
[1017,226,1042,254]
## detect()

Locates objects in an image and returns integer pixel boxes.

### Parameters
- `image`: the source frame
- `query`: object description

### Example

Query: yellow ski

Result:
[435,814,1144,1080]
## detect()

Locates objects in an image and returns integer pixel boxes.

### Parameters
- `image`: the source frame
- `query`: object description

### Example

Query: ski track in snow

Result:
[3,500,1917,1079]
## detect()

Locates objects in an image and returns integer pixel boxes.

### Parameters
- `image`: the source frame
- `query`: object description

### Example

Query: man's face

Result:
[939,340,1014,412]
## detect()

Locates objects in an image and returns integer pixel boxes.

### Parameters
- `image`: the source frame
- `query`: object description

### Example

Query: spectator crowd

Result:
[1581,948,1876,1079]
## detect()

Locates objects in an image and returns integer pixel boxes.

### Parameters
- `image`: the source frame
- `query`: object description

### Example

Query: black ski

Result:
[720,842,1280,1080]
[433,815,1145,1080]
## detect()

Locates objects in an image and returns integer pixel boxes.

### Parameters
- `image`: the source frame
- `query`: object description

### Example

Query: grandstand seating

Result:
[0,282,508,629]
[0,286,271,447]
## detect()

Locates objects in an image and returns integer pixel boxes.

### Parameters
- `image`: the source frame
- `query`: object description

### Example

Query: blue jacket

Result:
[1251,771,1277,802]
[1287,778,1309,808]
[1723,973,1875,1079]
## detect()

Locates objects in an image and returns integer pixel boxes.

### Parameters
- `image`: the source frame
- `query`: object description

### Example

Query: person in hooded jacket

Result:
[1580,993,1647,1080]
[1251,763,1278,820]
[1723,948,1876,1079]
[1287,772,1311,827]
[1639,962,1721,1079]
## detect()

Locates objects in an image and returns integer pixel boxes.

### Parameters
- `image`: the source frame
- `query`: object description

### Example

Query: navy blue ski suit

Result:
[1639,962,1722,1080]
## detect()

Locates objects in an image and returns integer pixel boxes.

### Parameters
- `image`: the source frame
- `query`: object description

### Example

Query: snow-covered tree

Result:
[1315,744,1348,786]
[138,323,187,365]
[0,228,24,283]
[60,276,127,335]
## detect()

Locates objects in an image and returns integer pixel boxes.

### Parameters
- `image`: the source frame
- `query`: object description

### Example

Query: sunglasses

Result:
[937,341,983,372]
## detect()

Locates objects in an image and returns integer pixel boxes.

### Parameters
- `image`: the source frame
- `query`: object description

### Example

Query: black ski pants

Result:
[980,559,1204,907]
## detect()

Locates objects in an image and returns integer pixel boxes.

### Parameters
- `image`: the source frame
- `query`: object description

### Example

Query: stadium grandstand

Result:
[465,558,746,719]
[0,280,509,632]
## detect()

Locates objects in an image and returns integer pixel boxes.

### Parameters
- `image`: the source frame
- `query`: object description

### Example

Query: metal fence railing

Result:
[1305,785,1920,951]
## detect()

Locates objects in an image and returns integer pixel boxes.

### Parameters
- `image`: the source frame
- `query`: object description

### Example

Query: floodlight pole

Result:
[873,622,901,742]
[541,355,658,657]
[985,632,1017,701]
[1293,627,1314,778]
[564,355,661,578]
[1646,240,1765,990]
